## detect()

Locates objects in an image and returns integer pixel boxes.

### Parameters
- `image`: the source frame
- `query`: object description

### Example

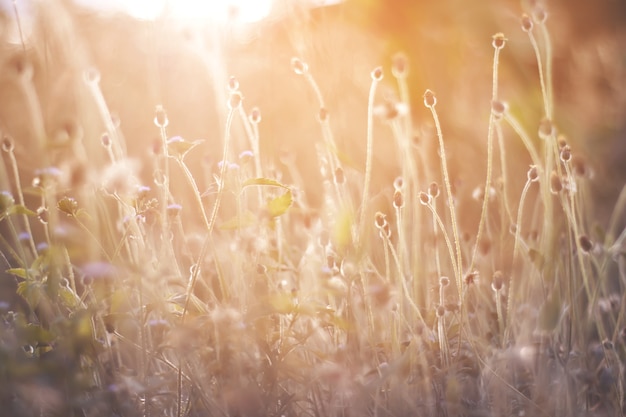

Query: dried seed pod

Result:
[333,167,345,185]
[318,107,329,122]
[392,53,408,78]
[492,270,504,291]
[521,14,533,32]
[538,118,555,140]
[492,33,507,50]
[371,66,383,82]
[550,170,563,194]
[393,177,404,191]
[249,107,262,124]
[439,276,450,287]
[419,191,431,206]
[428,182,440,199]
[154,105,169,128]
[228,91,243,110]
[393,189,404,209]
[560,145,572,163]
[423,89,437,108]
[374,211,387,229]
[579,235,593,253]
[101,133,111,148]
[527,165,539,182]
[1,136,14,152]
[83,67,100,84]
[491,100,507,119]
[436,305,446,317]
[291,57,308,75]
[533,6,547,24]
[227,75,239,92]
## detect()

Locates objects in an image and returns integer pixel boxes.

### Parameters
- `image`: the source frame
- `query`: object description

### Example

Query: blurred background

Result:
[0,0,624,221]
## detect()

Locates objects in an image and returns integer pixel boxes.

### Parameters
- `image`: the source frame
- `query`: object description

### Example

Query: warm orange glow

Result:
[87,0,274,22]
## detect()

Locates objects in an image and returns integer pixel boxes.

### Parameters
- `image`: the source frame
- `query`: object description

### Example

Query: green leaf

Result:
[17,280,44,309]
[6,268,28,279]
[58,285,81,309]
[267,190,292,218]
[242,178,289,189]
[9,205,37,216]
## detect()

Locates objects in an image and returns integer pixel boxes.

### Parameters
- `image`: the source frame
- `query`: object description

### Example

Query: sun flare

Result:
[75,0,274,22]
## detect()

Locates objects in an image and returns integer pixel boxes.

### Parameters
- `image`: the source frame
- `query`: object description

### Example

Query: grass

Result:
[1,1,625,416]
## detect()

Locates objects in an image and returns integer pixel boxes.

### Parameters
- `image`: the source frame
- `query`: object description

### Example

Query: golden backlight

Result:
[83,0,274,22]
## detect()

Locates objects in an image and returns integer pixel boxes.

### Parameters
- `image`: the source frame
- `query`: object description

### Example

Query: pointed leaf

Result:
[267,190,292,217]
[6,268,28,279]
[242,178,289,189]
[9,205,37,216]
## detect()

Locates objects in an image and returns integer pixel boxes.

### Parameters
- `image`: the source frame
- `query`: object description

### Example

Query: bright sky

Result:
[71,0,275,22]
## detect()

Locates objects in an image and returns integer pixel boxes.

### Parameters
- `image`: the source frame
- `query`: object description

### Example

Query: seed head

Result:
[371,66,383,82]
[423,89,437,108]
[228,91,243,110]
[83,67,100,85]
[527,165,539,182]
[333,167,345,185]
[318,107,329,122]
[521,14,533,32]
[560,145,572,163]
[538,118,554,140]
[428,182,440,199]
[393,176,404,191]
[57,196,79,216]
[392,53,408,78]
[393,189,404,209]
[436,305,446,317]
[227,75,239,92]
[464,271,479,286]
[249,107,262,124]
[439,276,450,287]
[550,171,563,194]
[491,100,507,119]
[419,191,431,206]
[154,105,169,128]
[532,6,547,24]
[101,133,111,148]
[374,211,387,229]
[291,57,308,75]
[492,270,504,291]
[579,235,593,253]
[492,33,507,50]
[1,135,14,152]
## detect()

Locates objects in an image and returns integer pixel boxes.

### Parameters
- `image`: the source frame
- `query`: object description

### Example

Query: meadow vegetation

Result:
[1,0,626,416]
